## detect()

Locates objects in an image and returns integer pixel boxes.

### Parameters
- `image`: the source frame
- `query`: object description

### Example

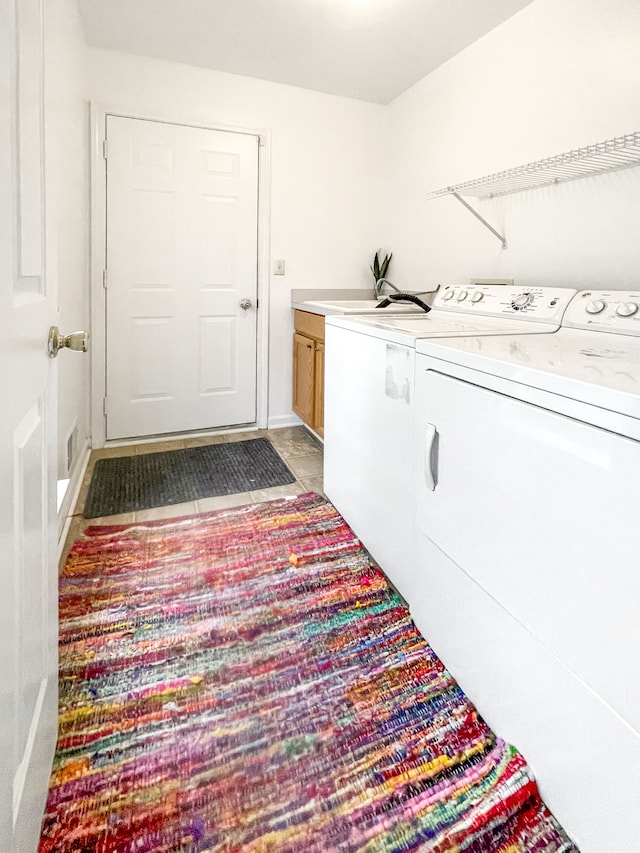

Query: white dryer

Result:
[323,283,575,599]
[411,289,640,853]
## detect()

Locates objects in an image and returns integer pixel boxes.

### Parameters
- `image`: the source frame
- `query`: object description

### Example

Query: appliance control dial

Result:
[585,299,606,315]
[511,292,533,310]
[616,301,638,317]
[471,292,484,303]
[442,289,454,301]
[456,290,468,301]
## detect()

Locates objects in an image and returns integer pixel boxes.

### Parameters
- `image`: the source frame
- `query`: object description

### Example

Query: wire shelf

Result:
[426,132,640,200]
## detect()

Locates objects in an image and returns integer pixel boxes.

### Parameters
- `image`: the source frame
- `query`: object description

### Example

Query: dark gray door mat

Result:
[83,438,296,518]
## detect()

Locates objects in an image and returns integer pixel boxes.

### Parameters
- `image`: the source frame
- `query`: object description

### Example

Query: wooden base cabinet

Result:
[292,310,325,437]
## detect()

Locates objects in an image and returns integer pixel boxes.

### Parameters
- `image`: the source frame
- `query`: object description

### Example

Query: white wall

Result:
[45,0,91,477]
[384,4,640,847]
[385,0,640,292]
[84,1,640,429]
[87,49,386,427]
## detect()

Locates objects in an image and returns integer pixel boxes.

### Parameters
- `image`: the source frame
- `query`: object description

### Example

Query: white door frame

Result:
[90,102,271,448]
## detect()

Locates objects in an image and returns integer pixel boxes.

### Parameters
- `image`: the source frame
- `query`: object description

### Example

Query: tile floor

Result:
[60,426,324,570]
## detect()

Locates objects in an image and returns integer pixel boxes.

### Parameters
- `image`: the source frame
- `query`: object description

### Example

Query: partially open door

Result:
[0,0,59,848]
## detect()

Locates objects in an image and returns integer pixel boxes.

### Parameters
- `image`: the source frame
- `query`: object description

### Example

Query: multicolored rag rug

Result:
[41,492,577,852]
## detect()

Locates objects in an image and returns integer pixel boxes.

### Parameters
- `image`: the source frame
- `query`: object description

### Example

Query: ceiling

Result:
[77,0,534,104]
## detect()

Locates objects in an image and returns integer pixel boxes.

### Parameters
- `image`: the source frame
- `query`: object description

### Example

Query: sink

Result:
[301,299,422,315]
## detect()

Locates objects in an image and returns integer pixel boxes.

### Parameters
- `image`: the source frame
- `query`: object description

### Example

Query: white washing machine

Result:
[411,289,640,853]
[323,283,575,599]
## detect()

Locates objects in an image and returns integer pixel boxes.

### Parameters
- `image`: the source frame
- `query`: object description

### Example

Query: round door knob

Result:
[48,326,89,358]
[239,298,253,310]
[616,301,638,317]
[585,299,606,315]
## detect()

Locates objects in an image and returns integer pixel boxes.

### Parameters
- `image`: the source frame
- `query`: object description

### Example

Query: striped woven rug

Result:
[40,492,577,852]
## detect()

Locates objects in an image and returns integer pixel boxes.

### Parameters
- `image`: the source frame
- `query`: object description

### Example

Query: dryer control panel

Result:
[433,284,575,323]
[563,290,640,336]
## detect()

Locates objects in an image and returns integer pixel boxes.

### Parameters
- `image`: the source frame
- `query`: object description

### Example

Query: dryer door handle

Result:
[424,423,438,491]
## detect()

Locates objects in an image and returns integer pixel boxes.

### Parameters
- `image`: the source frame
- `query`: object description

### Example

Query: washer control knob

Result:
[616,301,638,317]
[585,299,606,315]
[511,292,533,310]
[442,289,455,301]
[471,292,484,303]
[456,290,468,302]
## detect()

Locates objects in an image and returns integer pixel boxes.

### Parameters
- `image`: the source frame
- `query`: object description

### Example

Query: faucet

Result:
[374,278,401,299]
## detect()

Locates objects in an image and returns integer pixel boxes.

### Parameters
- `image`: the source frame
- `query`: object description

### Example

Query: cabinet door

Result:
[313,341,325,437]
[292,332,315,425]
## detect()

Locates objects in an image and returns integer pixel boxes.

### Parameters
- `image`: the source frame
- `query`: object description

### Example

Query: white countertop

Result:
[291,288,436,316]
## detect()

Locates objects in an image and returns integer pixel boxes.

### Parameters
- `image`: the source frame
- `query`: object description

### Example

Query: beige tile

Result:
[250,482,306,503]
[269,434,322,458]
[134,502,196,522]
[196,492,255,512]
[135,439,186,455]
[267,426,310,445]
[89,445,139,461]
[285,454,324,479]
[81,461,96,484]
[119,442,155,454]
[182,434,228,448]
[298,476,324,496]
[73,469,94,516]
[87,511,137,526]
[223,430,265,443]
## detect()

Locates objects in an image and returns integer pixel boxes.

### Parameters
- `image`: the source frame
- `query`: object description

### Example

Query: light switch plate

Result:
[273,259,285,275]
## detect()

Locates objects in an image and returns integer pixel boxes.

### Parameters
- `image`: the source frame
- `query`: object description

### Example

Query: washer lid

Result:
[325,312,559,347]
[415,328,640,419]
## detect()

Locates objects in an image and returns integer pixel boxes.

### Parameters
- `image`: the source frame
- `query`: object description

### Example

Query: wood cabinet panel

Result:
[292,311,325,435]
[294,309,325,340]
[292,332,315,426]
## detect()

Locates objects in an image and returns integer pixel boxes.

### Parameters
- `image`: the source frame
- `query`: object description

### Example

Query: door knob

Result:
[48,326,89,358]
[239,298,253,310]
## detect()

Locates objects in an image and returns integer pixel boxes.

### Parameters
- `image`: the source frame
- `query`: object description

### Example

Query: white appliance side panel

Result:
[413,365,640,736]
[324,325,415,597]
[411,533,640,853]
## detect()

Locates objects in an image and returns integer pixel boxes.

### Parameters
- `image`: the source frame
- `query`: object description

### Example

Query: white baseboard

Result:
[302,424,324,444]
[267,413,303,430]
[57,438,91,556]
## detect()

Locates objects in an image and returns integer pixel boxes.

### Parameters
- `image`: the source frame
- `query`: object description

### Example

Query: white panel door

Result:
[105,116,259,440]
[0,1,58,849]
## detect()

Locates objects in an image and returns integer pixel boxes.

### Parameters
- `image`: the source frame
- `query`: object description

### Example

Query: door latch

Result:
[48,326,89,358]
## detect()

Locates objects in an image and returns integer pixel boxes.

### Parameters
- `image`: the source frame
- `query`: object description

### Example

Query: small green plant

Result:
[370,250,392,284]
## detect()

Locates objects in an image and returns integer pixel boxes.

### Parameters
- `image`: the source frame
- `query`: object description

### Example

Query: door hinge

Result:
[102,269,107,289]
[103,397,108,416]
[103,139,108,160]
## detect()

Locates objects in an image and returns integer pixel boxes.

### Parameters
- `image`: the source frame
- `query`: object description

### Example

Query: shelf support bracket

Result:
[451,191,507,249]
